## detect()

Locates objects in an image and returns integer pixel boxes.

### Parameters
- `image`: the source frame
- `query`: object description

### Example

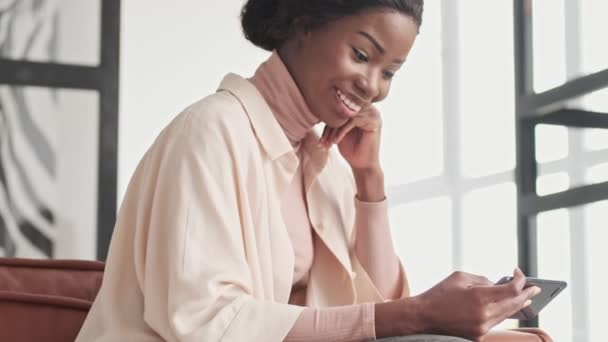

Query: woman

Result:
[76,1,552,341]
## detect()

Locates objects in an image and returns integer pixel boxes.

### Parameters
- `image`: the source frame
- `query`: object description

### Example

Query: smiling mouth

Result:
[336,88,362,113]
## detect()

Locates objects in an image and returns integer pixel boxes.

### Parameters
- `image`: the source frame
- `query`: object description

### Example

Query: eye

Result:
[383,70,395,80]
[352,47,369,63]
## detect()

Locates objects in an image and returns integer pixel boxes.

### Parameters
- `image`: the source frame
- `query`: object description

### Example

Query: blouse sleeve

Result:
[285,303,376,342]
[353,197,407,300]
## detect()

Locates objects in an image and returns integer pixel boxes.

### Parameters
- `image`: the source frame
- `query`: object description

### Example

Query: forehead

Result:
[321,9,418,57]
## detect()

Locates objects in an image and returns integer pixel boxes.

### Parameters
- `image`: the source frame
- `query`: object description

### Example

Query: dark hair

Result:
[241,0,424,51]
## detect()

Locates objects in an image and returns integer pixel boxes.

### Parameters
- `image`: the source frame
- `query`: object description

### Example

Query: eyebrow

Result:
[357,31,405,65]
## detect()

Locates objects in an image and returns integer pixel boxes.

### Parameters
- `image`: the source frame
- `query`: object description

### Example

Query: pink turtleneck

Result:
[250,50,319,146]
[250,52,403,341]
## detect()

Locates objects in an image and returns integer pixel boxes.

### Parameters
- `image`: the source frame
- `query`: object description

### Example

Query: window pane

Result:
[537,209,573,342]
[581,88,608,151]
[581,1,608,77]
[462,183,516,282]
[536,125,569,163]
[532,0,567,93]
[0,86,99,259]
[389,197,452,295]
[579,87,608,113]
[536,147,608,192]
[459,0,515,177]
[587,163,608,184]
[0,0,101,66]
[585,129,608,151]
[537,172,569,196]
[587,201,608,342]
[380,0,443,186]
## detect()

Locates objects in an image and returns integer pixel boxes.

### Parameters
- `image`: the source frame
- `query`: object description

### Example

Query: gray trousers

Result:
[377,335,473,342]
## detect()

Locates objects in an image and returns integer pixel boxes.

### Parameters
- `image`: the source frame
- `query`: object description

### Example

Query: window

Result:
[382,2,608,340]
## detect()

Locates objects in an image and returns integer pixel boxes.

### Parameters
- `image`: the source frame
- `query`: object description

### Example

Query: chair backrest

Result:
[0,257,104,342]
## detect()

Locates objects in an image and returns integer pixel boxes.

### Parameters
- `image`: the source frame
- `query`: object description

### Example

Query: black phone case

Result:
[495,276,567,320]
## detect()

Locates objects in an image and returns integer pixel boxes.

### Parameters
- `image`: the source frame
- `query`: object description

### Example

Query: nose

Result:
[354,72,380,102]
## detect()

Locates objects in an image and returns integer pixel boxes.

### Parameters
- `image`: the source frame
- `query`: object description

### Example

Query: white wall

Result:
[118,0,269,202]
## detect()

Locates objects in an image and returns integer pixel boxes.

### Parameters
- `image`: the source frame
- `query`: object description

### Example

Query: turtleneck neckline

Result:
[250,51,320,147]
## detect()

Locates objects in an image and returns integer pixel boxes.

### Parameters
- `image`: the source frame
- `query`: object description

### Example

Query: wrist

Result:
[352,166,385,202]
[409,294,433,334]
[374,297,427,338]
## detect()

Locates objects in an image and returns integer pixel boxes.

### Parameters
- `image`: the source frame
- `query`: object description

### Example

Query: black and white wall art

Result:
[0,0,117,260]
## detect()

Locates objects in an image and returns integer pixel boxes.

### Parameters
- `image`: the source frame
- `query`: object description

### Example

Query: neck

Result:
[250,51,319,146]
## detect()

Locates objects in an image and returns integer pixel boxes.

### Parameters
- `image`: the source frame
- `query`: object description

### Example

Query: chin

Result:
[314,101,348,128]
[321,115,348,128]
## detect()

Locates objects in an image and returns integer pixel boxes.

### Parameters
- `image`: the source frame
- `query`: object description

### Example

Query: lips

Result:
[336,88,362,113]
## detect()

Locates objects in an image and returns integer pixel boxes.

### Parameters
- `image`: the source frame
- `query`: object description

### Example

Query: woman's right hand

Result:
[413,268,541,340]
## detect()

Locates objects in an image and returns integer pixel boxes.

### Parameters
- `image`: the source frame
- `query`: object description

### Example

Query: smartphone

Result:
[495,276,567,320]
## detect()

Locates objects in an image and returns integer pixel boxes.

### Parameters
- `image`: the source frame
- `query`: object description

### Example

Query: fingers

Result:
[467,274,494,287]
[479,287,539,332]
[318,105,382,147]
[501,285,541,318]
[484,270,541,321]
[319,124,349,147]
[319,125,332,147]
[448,271,492,287]
[477,268,527,300]
[333,120,357,144]
[318,120,358,147]
[511,267,527,290]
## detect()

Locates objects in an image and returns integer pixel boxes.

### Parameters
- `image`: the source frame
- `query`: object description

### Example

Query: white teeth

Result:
[336,89,361,112]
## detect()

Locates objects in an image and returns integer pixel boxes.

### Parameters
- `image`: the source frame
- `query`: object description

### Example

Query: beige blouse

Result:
[75,72,410,342]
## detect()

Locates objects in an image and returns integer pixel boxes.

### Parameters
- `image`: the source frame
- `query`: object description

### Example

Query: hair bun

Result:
[241,0,424,51]
[241,0,291,51]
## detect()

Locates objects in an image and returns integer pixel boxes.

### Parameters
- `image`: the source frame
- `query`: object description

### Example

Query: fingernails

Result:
[533,287,542,296]
[524,299,532,307]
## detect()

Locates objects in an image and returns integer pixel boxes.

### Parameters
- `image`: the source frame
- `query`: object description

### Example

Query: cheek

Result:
[320,46,355,80]
[374,84,391,103]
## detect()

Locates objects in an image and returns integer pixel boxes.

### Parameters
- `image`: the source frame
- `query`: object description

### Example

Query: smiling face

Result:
[279,9,419,128]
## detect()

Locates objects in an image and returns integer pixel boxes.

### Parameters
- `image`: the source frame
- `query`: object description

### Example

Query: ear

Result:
[291,16,315,39]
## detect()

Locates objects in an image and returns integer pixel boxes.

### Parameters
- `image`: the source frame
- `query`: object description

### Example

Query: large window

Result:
[381,1,608,340]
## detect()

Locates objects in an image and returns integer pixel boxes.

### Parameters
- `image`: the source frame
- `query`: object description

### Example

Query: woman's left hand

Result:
[319,104,382,171]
